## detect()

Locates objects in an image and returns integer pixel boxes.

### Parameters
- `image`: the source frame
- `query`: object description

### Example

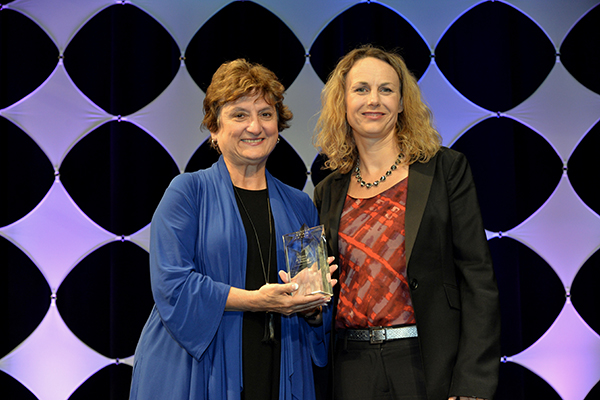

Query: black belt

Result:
[343,325,418,344]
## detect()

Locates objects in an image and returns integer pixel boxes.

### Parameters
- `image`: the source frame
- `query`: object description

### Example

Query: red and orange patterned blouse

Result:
[336,178,416,329]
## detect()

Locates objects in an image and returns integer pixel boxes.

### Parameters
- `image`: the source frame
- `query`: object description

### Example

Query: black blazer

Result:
[314,147,500,399]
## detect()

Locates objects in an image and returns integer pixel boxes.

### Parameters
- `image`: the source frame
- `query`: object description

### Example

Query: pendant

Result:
[262,312,276,344]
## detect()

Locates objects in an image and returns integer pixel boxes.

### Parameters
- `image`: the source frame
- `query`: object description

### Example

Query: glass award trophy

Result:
[282,224,333,296]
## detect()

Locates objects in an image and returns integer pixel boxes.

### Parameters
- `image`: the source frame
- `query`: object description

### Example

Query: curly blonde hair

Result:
[314,45,441,173]
[201,59,292,152]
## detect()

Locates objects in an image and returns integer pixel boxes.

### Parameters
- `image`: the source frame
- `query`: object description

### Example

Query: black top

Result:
[234,187,281,400]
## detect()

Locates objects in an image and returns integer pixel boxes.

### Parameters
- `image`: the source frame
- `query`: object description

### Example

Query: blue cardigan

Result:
[130,157,331,399]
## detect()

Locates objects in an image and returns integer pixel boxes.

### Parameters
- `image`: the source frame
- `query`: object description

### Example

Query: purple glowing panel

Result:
[506,175,600,288]
[0,301,112,400]
[128,223,151,253]
[127,64,207,173]
[276,62,324,175]
[506,63,600,161]
[510,0,598,46]
[0,181,115,291]
[0,63,112,169]
[510,300,600,400]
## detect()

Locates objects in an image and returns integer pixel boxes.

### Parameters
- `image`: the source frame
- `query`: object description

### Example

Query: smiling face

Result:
[211,94,279,170]
[345,57,403,143]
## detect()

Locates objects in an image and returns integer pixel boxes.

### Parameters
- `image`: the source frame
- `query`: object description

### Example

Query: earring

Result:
[277,137,280,144]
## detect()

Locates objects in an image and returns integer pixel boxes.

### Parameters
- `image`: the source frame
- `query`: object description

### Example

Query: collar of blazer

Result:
[405,158,436,264]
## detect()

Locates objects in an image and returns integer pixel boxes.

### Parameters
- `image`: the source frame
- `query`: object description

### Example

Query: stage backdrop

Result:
[1,0,600,399]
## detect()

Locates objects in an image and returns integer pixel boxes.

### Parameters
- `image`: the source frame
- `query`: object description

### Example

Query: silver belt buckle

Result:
[369,327,386,344]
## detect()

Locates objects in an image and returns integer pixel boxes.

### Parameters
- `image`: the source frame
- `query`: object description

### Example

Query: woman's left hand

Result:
[278,258,338,321]
[279,257,338,287]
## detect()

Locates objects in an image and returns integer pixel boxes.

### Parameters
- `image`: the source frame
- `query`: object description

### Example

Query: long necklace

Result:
[354,154,402,189]
[233,186,276,343]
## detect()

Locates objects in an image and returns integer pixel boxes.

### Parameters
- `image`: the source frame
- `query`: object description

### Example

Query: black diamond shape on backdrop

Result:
[569,122,600,215]
[496,361,562,400]
[0,236,51,358]
[561,4,600,95]
[185,1,305,92]
[64,4,180,116]
[0,9,57,109]
[585,382,600,400]
[489,237,565,355]
[185,138,220,172]
[452,117,562,233]
[310,153,332,188]
[0,118,54,227]
[59,120,179,235]
[310,2,430,84]
[68,364,132,400]
[266,136,307,190]
[436,1,555,112]
[571,249,600,335]
[57,241,153,358]
[186,136,308,190]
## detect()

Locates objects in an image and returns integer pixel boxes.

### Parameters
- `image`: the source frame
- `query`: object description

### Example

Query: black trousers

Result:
[334,336,427,400]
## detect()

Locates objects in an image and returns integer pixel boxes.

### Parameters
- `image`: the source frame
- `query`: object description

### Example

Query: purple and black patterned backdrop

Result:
[1,1,599,399]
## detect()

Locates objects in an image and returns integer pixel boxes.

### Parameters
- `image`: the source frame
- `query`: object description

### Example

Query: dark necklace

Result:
[354,154,402,188]
[233,185,276,343]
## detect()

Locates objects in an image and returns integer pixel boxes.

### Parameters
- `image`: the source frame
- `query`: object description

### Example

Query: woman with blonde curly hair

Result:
[313,45,500,400]
[315,45,441,173]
